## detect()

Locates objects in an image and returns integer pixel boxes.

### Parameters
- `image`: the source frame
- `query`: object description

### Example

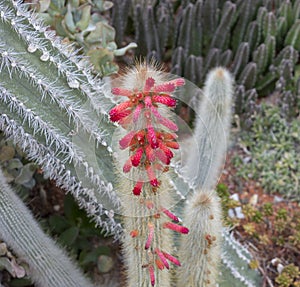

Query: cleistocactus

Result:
[0,0,262,286]
[109,63,189,286]
[179,68,233,286]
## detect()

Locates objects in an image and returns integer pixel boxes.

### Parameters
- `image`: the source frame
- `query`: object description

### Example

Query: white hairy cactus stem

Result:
[109,63,188,286]
[178,190,222,286]
[0,167,95,287]
[121,177,173,287]
[179,67,233,286]
[183,67,233,191]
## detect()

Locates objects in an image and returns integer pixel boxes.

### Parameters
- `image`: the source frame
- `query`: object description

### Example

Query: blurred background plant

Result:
[32,0,137,76]
[233,104,300,200]
[0,134,37,193]
[111,0,300,124]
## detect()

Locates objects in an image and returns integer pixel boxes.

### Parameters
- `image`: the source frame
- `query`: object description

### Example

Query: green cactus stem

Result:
[0,0,122,238]
[0,166,95,287]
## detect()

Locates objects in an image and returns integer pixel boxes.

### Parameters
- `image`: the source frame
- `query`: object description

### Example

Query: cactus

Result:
[112,0,300,120]
[0,0,263,286]
[0,0,123,239]
[108,63,189,286]
[175,0,300,118]
[0,166,95,287]
[178,68,232,286]
[36,0,136,76]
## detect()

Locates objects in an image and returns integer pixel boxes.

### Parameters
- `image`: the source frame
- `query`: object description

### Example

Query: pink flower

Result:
[162,252,181,266]
[146,166,159,187]
[147,125,158,149]
[119,131,136,150]
[161,208,179,223]
[145,222,154,249]
[148,265,155,286]
[131,147,144,167]
[155,248,169,269]
[145,145,155,162]
[123,158,132,173]
[152,95,177,107]
[111,87,132,97]
[163,222,189,234]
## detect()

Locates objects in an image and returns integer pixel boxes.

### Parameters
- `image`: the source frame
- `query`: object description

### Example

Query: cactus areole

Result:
[109,63,189,286]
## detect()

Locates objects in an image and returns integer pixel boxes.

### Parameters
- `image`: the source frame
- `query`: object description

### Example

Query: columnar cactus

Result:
[109,63,189,286]
[0,167,95,287]
[111,0,300,119]
[178,68,233,286]
[0,0,263,286]
[0,0,123,239]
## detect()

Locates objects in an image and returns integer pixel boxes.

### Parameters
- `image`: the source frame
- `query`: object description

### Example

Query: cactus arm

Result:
[120,177,173,287]
[109,64,190,286]
[220,231,263,287]
[210,2,236,50]
[0,167,96,287]
[0,0,124,237]
[178,190,222,287]
[178,68,233,286]
[181,68,233,191]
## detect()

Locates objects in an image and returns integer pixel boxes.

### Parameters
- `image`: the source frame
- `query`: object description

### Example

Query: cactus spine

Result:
[0,1,263,286]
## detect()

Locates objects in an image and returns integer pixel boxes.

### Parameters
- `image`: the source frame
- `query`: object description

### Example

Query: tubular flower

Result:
[149,265,155,286]
[109,73,183,193]
[162,252,181,266]
[163,222,189,234]
[145,223,155,250]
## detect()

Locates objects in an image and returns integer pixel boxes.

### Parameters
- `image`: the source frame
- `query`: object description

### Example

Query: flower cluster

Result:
[110,76,184,195]
[109,69,189,286]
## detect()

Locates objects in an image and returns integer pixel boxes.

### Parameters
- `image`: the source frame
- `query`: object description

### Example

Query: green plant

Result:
[234,104,300,199]
[0,1,262,286]
[112,0,300,119]
[0,167,95,287]
[276,264,300,287]
[36,0,137,76]
[0,133,37,190]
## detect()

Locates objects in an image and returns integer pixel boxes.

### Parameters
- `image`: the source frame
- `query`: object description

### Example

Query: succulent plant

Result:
[36,0,137,76]
[0,133,37,190]
[234,103,300,200]
[0,0,262,286]
[0,166,95,287]
[111,0,300,119]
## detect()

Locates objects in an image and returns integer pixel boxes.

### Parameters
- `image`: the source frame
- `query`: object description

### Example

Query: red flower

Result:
[145,222,154,249]
[161,208,179,223]
[162,252,181,266]
[155,248,169,269]
[163,222,189,234]
[149,265,155,286]
[133,181,143,196]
